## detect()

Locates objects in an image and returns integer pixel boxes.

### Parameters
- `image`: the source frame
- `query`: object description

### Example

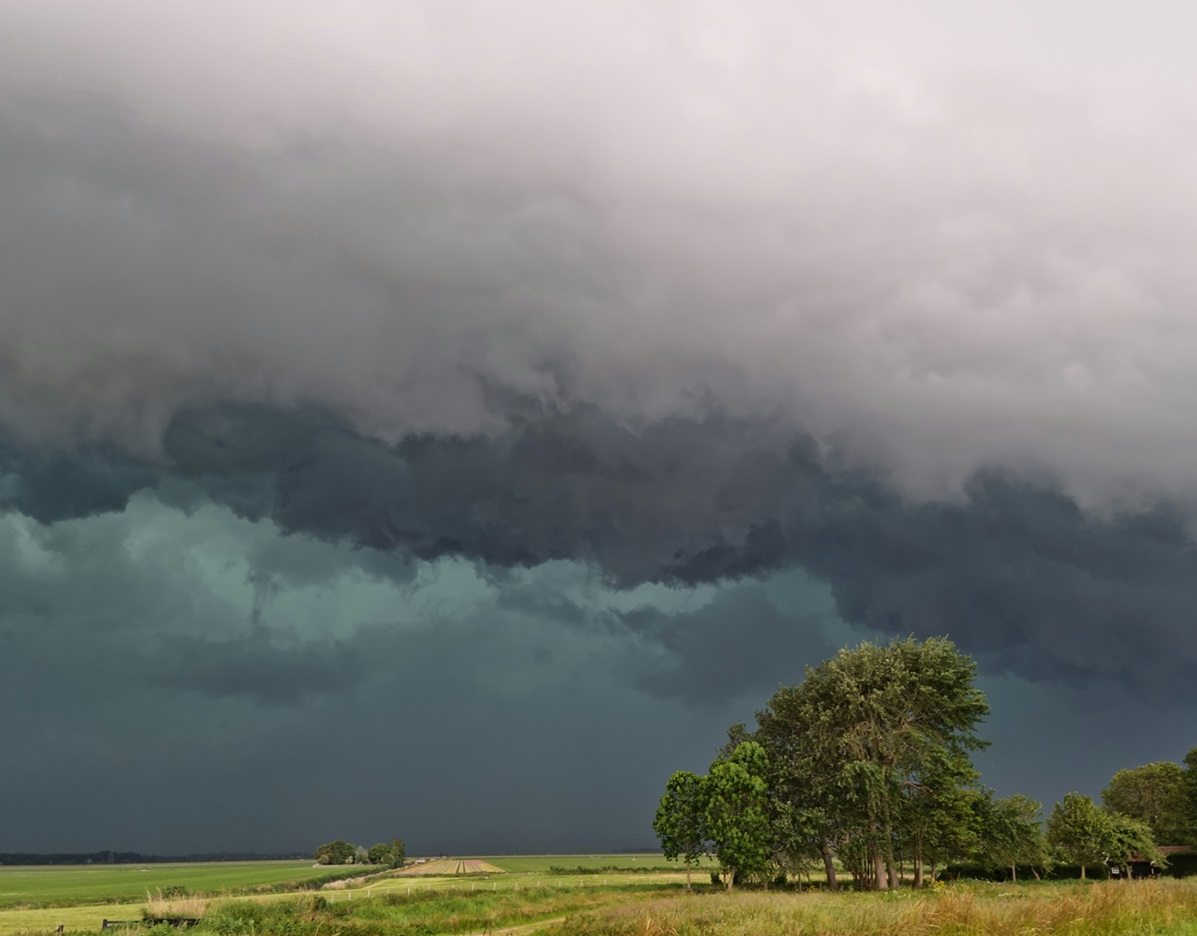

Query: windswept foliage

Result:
[655,637,995,890]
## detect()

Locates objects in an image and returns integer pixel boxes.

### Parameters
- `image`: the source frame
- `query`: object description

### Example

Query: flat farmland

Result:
[0,863,694,936]
[463,854,705,873]
[0,862,332,909]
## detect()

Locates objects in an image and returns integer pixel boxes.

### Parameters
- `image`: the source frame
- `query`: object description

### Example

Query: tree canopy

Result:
[1103,762,1190,845]
[1046,793,1111,878]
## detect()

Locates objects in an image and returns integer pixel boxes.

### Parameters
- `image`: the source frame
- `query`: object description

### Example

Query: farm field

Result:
[395,859,504,876]
[0,859,695,935]
[0,862,334,909]
[464,854,696,873]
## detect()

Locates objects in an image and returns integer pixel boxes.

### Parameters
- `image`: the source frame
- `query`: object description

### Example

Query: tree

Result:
[653,770,709,890]
[313,839,354,865]
[902,759,984,887]
[367,842,392,864]
[1183,748,1197,842]
[1105,813,1163,879]
[754,637,989,890]
[1103,762,1190,845]
[979,793,1049,881]
[389,837,406,868]
[704,741,771,890]
[1047,793,1111,878]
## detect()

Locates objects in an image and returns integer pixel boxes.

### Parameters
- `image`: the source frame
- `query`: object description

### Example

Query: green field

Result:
[0,858,696,935]
[0,862,335,909]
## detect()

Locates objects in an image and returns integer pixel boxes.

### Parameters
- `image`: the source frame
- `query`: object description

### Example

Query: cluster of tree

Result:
[653,637,1197,891]
[1101,755,1197,847]
[1044,752,1197,879]
[655,638,993,890]
[1045,793,1160,879]
[313,837,405,867]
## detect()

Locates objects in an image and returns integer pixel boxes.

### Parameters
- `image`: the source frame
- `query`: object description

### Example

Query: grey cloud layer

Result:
[5,2,1197,500]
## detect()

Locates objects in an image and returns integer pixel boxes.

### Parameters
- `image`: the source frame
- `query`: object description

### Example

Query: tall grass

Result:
[142,889,207,922]
[551,880,1197,936]
[189,884,670,936]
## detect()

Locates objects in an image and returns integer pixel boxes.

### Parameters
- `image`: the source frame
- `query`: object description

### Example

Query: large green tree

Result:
[653,770,709,890]
[704,741,771,890]
[1103,762,1190,845]
[1046,793,1112,878]
[754,637,989,890]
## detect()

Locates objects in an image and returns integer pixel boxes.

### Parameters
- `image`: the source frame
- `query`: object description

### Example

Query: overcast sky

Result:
[2,0,1196,855]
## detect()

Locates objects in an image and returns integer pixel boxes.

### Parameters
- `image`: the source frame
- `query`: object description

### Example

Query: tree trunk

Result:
[821,843,839,892]
[873,846,888,891]
[1010,863,1016,883]
[1080,864,1086,880]
[726,867,735,891]
[685,863,691,891]
[882,798,898,890]
[1031,866,1041,881]
[913,835,924,889]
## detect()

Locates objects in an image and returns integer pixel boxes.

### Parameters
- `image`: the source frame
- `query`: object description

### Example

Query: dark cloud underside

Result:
[5,403,1197,698]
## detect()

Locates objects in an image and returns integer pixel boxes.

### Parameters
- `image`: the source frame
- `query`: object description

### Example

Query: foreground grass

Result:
[551,880,1197,936]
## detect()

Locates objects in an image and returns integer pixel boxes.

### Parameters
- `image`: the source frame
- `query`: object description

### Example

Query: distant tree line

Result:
[653,637,1197,890]
[313,837,405,867]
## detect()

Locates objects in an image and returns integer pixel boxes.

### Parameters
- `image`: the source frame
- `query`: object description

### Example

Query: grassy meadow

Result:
[3,858,1197,936]
[0,863,340,909]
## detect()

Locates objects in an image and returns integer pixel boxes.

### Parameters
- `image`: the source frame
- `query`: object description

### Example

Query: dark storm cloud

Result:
[6,401,1197,698]
[146,632,363,705]
[620,586,840,704]
[0,442,159,523]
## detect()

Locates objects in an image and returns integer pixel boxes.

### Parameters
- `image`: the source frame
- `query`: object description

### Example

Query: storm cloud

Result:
[3,0,1197,852]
